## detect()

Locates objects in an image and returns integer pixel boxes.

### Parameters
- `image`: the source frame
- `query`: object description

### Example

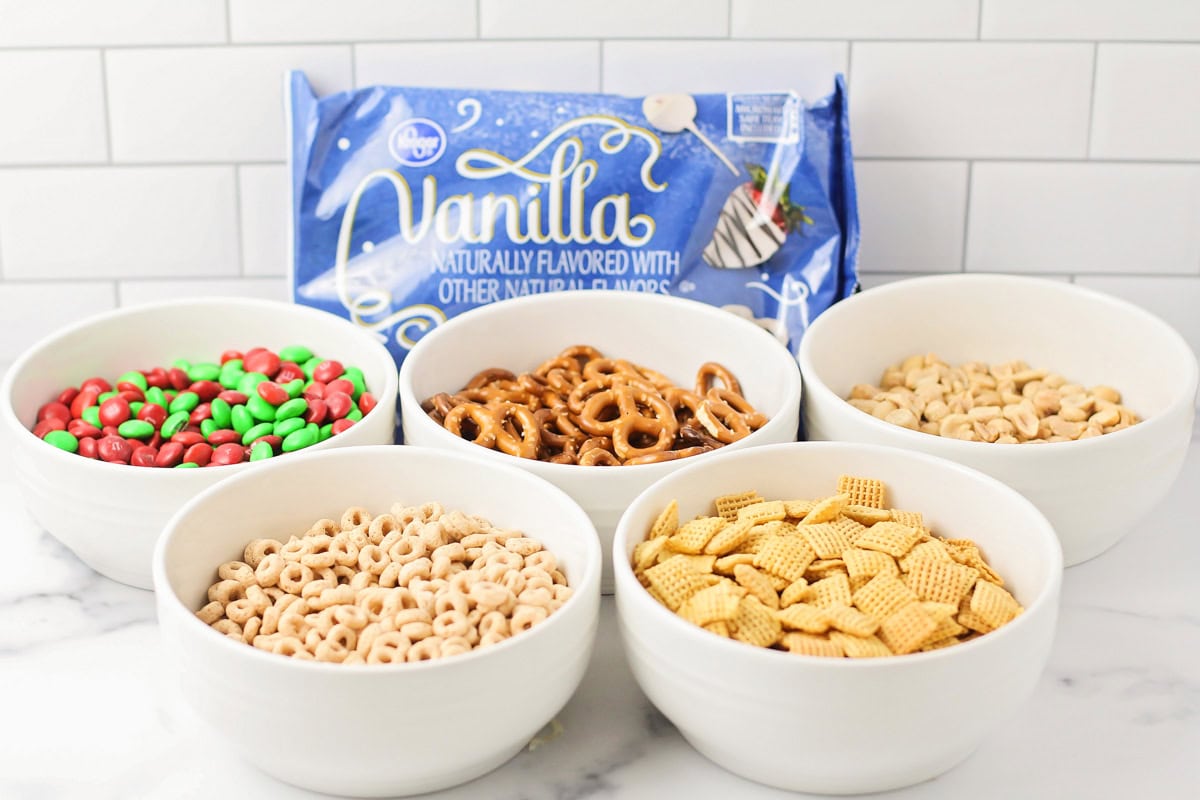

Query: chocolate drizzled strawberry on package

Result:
[702,163,815,270]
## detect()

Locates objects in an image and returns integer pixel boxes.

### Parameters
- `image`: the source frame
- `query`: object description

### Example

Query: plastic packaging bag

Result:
[288,72,859,366]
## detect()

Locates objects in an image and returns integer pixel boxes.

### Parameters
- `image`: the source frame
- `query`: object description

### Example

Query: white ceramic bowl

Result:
[398,290,803,593]
[799,274,1198,566]
[614,441,1062,795]
[154,445,601,798]
[0,298,399,589]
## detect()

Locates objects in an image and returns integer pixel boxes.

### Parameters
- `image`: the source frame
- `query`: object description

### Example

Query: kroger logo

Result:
[388,118,447,167]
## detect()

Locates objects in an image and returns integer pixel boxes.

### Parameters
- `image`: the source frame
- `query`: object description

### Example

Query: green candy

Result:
[187,362,221,382]
[117,370,148,391]
[242,421,274,445]
[118,419,155,439]
[168,391,199,413]
[283,379,306,398]
[219,368,245,390]
[346,407,363,422]
[237,372,269,396]
[272,417,306,438]
[210,398,232,429]
[174,461,200,469]
[275,397,308,421]
[230,404,254,435]
[144,386,167,407]
[318,423,333,442]
[200,419,218,437]
[222,358,244,372]
[81,406,101,428]
[278,345,313,363]
[172,358,191,370]
[302,356,322,379]
[249,441,274,461]
[281,426,318,452]
[129,401,144,416]
[98,391,118,403]
[246,394,277,422]
[342,366,366,400]
[161,411,190,438]
[43,430,79,453]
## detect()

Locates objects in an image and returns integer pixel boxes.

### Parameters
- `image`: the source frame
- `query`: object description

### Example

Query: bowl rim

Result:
[397,289,803,475]
[152,444,603,674]
[613,440,1064,670]
[0,296,400,480]
[797,274,1200,455]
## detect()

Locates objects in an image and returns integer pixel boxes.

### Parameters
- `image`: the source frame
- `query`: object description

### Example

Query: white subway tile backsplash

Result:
[602,41,846,99]
[0,51,107,165]
[1091,45,1200,160]
[106,47,353,162]
[355,41,600,92]
[1073,276,1200,363]
[481,0,728,39]
[732,1,978,40]
[850,43,1094,158]
[966,163,1200,274]
[238,165,290,277]
[0,282,116,362]
[856,272,1070,292]
[118,277,288,307]
[0,167,240,279]
[853,161,967,273]
[0,0,226,47]
[981,0,1200,42]
[230,0,476,43]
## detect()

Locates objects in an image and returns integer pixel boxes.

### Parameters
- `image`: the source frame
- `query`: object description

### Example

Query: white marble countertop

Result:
[1,438,1197,800]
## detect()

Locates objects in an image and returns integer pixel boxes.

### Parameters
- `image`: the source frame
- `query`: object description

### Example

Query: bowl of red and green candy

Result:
[0,298,398,589]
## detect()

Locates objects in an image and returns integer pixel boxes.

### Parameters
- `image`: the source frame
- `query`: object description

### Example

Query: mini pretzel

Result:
[695,388,767,444]
[696,362,743,396]
[492,403,541,459]
[608,382,679,460]
[442,403,499,448]
[624,445,714,465]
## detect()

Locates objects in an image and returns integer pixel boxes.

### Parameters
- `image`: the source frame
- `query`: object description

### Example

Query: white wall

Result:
[1,0,1198,372]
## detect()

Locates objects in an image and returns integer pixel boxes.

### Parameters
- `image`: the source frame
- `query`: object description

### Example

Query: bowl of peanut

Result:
[613,441,1062,794]
[398,290,804,592]
[798,274,1198,565]
[153,444,601,797]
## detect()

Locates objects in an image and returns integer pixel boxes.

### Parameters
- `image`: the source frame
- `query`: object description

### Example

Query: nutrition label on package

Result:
[726,93,802,143]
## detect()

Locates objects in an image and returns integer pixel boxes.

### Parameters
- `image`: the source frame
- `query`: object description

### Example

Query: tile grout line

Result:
[99,49,114,163]
[727,0,733,38]
[224,0,233,42]
[476,0,482,38]
[232,165,246,277]
[1085,42,1099,157]
[976,0,984,39]
[598,39,606,93]
[959,161,973,272]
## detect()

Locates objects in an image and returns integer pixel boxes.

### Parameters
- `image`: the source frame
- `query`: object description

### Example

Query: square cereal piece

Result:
[920,635,961,652]
[969,580,1023,629]
[714,490,764,522]
[802,493,850,525]
[878,602,938,655]
[783,499,815,520]
[734,564,781,609]
[945,539,1006,586]
[829,515,868,546]
[703,519,753,556]
[669,516,726,554]
[809,573,853,608]
[704,620,732,638]
[713,552,756,575]
[921,601,960,622]
[889,509,924,529]
[922,615,967,647]
[837,475,886,509]
[666,553,718,573]
[739,528,771,555]
[842,504,891,525]
[643,556,714,611]
[829,631,892,658]
[737,500,787,525]
[853,573,920,621]
[898,539,954,572]
[776,603,830,633]
[763,572,790,592]
[678,582,744,627]
[781,632,844,658]
[731,596,783,648]
[632,536,669,571]
[855,521,924,558]
[805,559,848,582]
[843,548,900,582]
[823,603,880,637]
[779,578,811,608]
[905,558,980,605]
[797,522,851,560]
[649,500,679,539]
[754,535,817,583]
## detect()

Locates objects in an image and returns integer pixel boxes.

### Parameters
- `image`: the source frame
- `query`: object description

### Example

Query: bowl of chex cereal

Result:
[613,441,1062,795]
[153,445,601,797]
[798,273,1198,566]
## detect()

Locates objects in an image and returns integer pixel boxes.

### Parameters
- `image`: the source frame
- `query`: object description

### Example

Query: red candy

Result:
[154,442,184,467]
[359,392,377,415]
[78,437,98,459]
[210,443,245,466]
[250,434,282,451]
[276,362,305,383]
[33,419,66,437]
[80,377,111,393]
[146,367,170,389]
[189,380,222,402]
[324,391,353,419]
[130,446,159,467]
[56,387,80,406]
[183,442,213,466]
[138,403,168,429]
[303,381,326,399]
[38,402,71,423]
[98,396,131,427]
[256,381,289,406]
[243,350,281,378]
[67,419,101,438]
[220,350,243,364]
[189,403,213,424]
[305,398,327,425]
[115,381,145,400]
[325,378,354,397]
[330,418,355,435]
[217,390,249,405]
[97,436,133,464]
[207,429,241,446]
[170,431,206,446]
[312,360,344,383]
[70,387,101,418]
[168,367,190,391]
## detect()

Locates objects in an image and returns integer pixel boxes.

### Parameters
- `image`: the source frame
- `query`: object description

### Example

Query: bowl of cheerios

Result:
[153,444,602,798]
[398,290,804,592]
[0,298,399,589]
[613,441,1062,795]
[798,274,1198,565]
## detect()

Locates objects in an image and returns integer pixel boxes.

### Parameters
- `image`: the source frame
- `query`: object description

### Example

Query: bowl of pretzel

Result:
[398,290,803,591]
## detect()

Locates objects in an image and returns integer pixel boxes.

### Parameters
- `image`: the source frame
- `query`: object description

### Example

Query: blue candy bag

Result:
[288,73,858,366]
